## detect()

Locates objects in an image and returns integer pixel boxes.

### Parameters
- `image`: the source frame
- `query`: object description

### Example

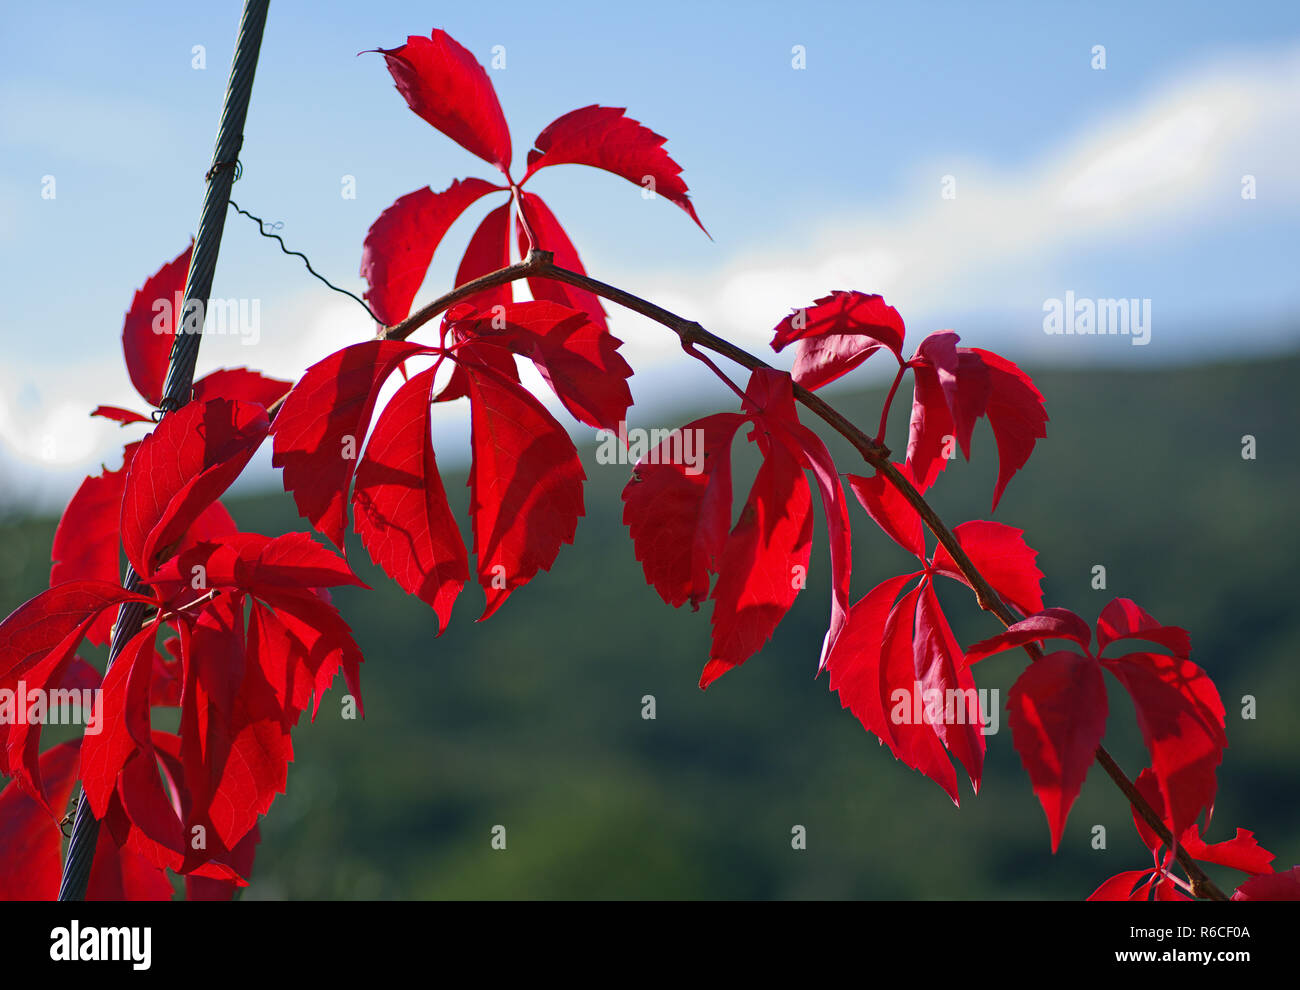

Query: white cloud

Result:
[4,44,1299,512]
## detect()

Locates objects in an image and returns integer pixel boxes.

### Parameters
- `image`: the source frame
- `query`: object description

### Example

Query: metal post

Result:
[58,0,271,901]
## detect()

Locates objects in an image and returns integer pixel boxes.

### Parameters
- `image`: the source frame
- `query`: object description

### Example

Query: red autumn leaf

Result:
[700,433,812,688]
[1096,597,1192,657]
[190,367,293,412]
[903,333,1046,507]
[454,201,515,316]
[742,368,852,672]
[849,465,924,559]
[179,595,293,854]
[1087,869,1159,901]
[930,520,1045,618]
[771,291,906,391]
[465,364,586,620]
[1232,867,1300,901]
[352,366,468,632]
[622,413,746,609]
[0,740,169,900]
[1130,767,1275,875]
[248,591,364,724]
[121,398,269,575]
[1006,650,1108,852]
[373,30,512,174]
[878,582,960,803]
[452,300,632,431]
[360,178,503,325]
[272,340,431,549]
[0,580,149,687]
[3,651,102,810]
[905,332,960,493]
[79,626,159,818]
[914,579,986,792]
[965,347,1047,510]
[151,532,364,620]
[122,242,192,407]
[827,572,919,744]
[92,405,151,425]
[522,104,707,234]
[515,192,608,330]
[964,608,1094,665]
[50,441,140,644]
[1102,650,1226,840]
[186,824,260,901]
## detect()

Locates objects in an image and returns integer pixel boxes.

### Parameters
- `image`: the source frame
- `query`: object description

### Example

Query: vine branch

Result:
[370,249,1225,899]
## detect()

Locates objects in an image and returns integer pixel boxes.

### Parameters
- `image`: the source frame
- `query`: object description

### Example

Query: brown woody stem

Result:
[366,250,1227,900]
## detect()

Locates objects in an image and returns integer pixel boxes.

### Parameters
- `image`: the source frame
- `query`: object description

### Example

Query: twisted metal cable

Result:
[58,0,271,901]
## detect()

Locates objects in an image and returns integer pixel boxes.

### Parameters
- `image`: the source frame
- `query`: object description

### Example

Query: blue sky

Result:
[2,0,1298,507]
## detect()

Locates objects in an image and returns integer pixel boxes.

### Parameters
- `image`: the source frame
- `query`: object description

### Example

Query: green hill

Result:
[2,353,1297,899]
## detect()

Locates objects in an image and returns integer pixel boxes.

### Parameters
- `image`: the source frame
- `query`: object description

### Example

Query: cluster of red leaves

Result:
[2,27,1290,903]
[1088,767,1299,900]
[0,246,361,898]
[359,29,707,329]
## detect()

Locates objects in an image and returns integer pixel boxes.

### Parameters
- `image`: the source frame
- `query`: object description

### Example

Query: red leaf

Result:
[51,442,139,644]
[179,595,292,854]
[914,580,986,792]
[272,340,430,549]
[454,201,515,315]
[1184,828,1276,875]
[516,192,608,330]
[0,581,148,686]
[1006,650,1108,852]
[849,464,924,558]
[186,824,260,900]
[352,366,468,632]
[453,300,632,431]
[770,291,905,391]
[374,30,512,174]
[121,398,269,575]
[0,741,81,898]
[743,368,852,672]
[622,413,746,609]
[122,243,192,407]
[248,593,363,724]
[1102,651,1226,840]
[964,608,1093,666]
[700,436,812,688]
[522,105,706,234]
[827,573,919,743]
[930,520,1045,618]
[965,348,1047,510]
[80,626,157,818]
[877,583,960,803]
[1096,597,1192,658]
[92,405,150,425]
[360,179,503,325]
[1088,869,1156,901]
[465,365,585,620]
[191,368,293,412]
[905,332,959,493]
[1232,867,1300,901]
